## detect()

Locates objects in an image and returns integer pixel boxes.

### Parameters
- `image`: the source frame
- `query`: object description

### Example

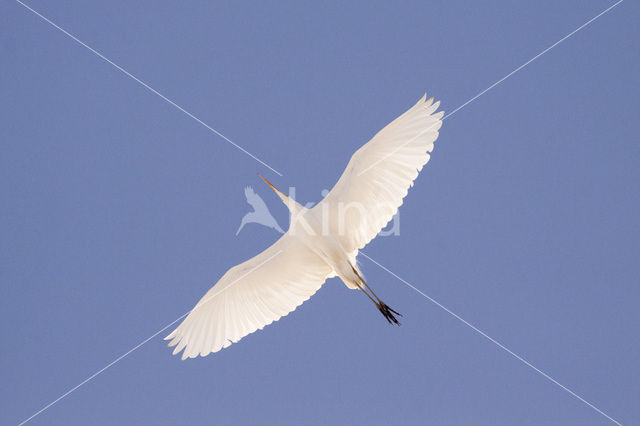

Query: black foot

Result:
[377,302,402,325]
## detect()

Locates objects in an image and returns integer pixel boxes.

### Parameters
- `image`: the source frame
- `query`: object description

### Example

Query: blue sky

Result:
[2,1,638,425]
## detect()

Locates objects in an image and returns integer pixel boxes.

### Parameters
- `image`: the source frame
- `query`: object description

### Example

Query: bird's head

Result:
[259,174,288,202]
[258,174,302,214]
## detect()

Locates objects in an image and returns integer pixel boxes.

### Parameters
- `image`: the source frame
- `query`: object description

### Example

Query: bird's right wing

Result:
[165,233,333,359]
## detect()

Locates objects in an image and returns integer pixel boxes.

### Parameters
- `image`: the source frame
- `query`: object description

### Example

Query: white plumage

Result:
[166,94,443,359]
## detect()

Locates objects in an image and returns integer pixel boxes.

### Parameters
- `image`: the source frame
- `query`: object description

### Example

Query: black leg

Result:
[353,268,402,325]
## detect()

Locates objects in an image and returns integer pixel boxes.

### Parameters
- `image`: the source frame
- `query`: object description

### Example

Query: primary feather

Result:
[316,95,443,251]
[166,233,332,359]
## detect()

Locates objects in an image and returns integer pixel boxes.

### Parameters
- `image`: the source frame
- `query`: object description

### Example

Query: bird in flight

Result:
[236,186,284,235]
[166,94,443,359]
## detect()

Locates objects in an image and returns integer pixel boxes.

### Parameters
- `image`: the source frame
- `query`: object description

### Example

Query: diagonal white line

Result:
[355,0,623,178]
[443,0,624,121]
[17,319,183,426]
[14,0,284,177]
[360,252,622,426]
[13,1,625,425]
[17,250,283,426]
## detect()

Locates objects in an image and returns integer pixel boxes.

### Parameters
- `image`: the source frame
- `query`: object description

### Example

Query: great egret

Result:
[166,94,443,359]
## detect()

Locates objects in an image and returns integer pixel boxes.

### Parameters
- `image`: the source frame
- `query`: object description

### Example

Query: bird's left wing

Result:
[314,95,443,252]
[165,233,333,359]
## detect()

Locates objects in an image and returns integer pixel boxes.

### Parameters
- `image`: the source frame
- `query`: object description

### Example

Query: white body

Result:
[288,202,362,289]
[166,95,443,359]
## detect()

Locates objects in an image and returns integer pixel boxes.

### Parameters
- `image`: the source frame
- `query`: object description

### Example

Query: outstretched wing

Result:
[314,94,443,252]
[165,233,333,359]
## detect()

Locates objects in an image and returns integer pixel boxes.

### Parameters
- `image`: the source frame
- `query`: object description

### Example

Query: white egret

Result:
[166,94,443,359]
